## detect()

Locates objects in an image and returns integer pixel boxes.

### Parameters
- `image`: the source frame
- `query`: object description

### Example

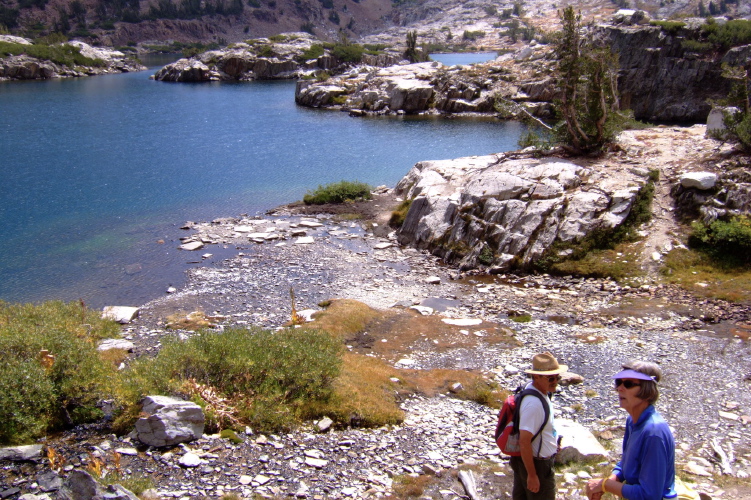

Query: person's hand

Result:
[527,474,541,493]
[585,478,603,498]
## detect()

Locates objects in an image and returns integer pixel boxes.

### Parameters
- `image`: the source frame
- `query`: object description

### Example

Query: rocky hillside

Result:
[1,0,748,49]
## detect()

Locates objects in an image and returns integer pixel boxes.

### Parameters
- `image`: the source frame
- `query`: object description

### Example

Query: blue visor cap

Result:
[611,369,657,382]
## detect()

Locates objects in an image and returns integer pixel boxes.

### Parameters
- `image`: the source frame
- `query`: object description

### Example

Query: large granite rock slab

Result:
[135,396,204,447]
[395,154,651,270]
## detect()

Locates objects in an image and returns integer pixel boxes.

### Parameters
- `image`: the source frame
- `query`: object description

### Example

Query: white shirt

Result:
[517,382,557,458]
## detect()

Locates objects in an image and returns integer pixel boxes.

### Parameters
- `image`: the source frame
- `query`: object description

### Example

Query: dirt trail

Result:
[614,125,726,273]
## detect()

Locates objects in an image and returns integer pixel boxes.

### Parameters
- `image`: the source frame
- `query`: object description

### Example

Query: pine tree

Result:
[554,6,623,154]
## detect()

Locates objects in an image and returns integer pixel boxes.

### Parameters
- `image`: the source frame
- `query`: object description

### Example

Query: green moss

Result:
[220,428,244,444]
[389,198,413,228]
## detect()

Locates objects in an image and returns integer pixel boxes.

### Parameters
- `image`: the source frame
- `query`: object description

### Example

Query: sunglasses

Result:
[614,379,641,389]
[540,375,561,382]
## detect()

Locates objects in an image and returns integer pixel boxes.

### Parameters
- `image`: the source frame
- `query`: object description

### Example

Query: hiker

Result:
[585,361,677,500]
[510,352,567,500]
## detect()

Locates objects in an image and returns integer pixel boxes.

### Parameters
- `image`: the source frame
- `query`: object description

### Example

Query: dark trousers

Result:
[509,455,556,500]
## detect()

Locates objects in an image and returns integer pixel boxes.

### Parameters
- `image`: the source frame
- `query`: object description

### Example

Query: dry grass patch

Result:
[311,299,382,338]
[398,369,507,409]
[309,299,519,363]
[661,248,751,303]
[165,310,215,330]
[313,352,405,428]
[391,474,434,499]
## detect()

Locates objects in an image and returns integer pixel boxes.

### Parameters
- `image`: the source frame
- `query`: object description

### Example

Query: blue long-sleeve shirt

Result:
[613,405,677,500]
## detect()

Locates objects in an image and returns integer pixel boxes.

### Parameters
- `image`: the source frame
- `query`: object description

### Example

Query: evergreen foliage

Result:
[403,30,427,63]
[553,6,623,154]
[712,63,751,152]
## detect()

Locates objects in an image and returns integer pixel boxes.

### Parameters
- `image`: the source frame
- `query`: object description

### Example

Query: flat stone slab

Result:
[102,306,139,324]
[179,241,204,251]
[98,338,135,351]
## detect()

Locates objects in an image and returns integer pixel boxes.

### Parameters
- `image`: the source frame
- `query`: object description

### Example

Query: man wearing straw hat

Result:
[510,352,567,500]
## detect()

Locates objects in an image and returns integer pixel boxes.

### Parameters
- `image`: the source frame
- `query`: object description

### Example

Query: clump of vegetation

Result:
[116,326,344,433]
[462,30,486,41]
[298,43,325,62]
[303,180,372,205]
[650,20,686,35]
[0,39,106,67]
[689,215,751,267]
[328,39,365,63]
[553,6,624,154]
[0,301,120,445]
[389,198,413,228]
[510,313,532,323]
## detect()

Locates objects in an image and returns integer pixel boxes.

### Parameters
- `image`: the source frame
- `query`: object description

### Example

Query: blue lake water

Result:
[430,52,498,66]
[0,57,525,308]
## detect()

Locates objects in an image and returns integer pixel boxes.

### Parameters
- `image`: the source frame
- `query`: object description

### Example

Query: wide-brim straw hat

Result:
[524,352,568,375]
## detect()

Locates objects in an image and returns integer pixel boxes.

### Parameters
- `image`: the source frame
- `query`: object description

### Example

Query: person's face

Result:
[615,378,644,412]
[535,373,560,392]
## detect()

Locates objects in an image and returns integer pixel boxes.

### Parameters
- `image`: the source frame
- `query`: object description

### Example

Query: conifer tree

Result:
[554,6,622,154]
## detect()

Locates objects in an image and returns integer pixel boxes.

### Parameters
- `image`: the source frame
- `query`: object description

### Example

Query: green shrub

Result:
[256,44,274,57]
[689,215,751,267]
[463,30,486,41]
[0,301,120,444]
[681,39,713,53]
[650,20,685,35]
[303,180,372,205]
[298,43,324,62]
[118,327,343,433]
[702,18,751,50]
[331,42,364,63]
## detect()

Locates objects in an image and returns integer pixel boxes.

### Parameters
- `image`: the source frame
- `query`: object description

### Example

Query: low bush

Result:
[650,20,686,35]
[303,180,372,205]
[688,215,751,267]
[330,42,364,63]
[298,43,324,62]
[0,301,120,445]
[116,326,344,433]
[463,30,486,41]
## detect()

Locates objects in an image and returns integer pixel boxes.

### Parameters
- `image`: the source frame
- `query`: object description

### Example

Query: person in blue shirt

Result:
[585,361,677,500]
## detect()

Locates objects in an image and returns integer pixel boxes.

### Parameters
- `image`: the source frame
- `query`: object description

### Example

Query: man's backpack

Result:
[494,388,550,457]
